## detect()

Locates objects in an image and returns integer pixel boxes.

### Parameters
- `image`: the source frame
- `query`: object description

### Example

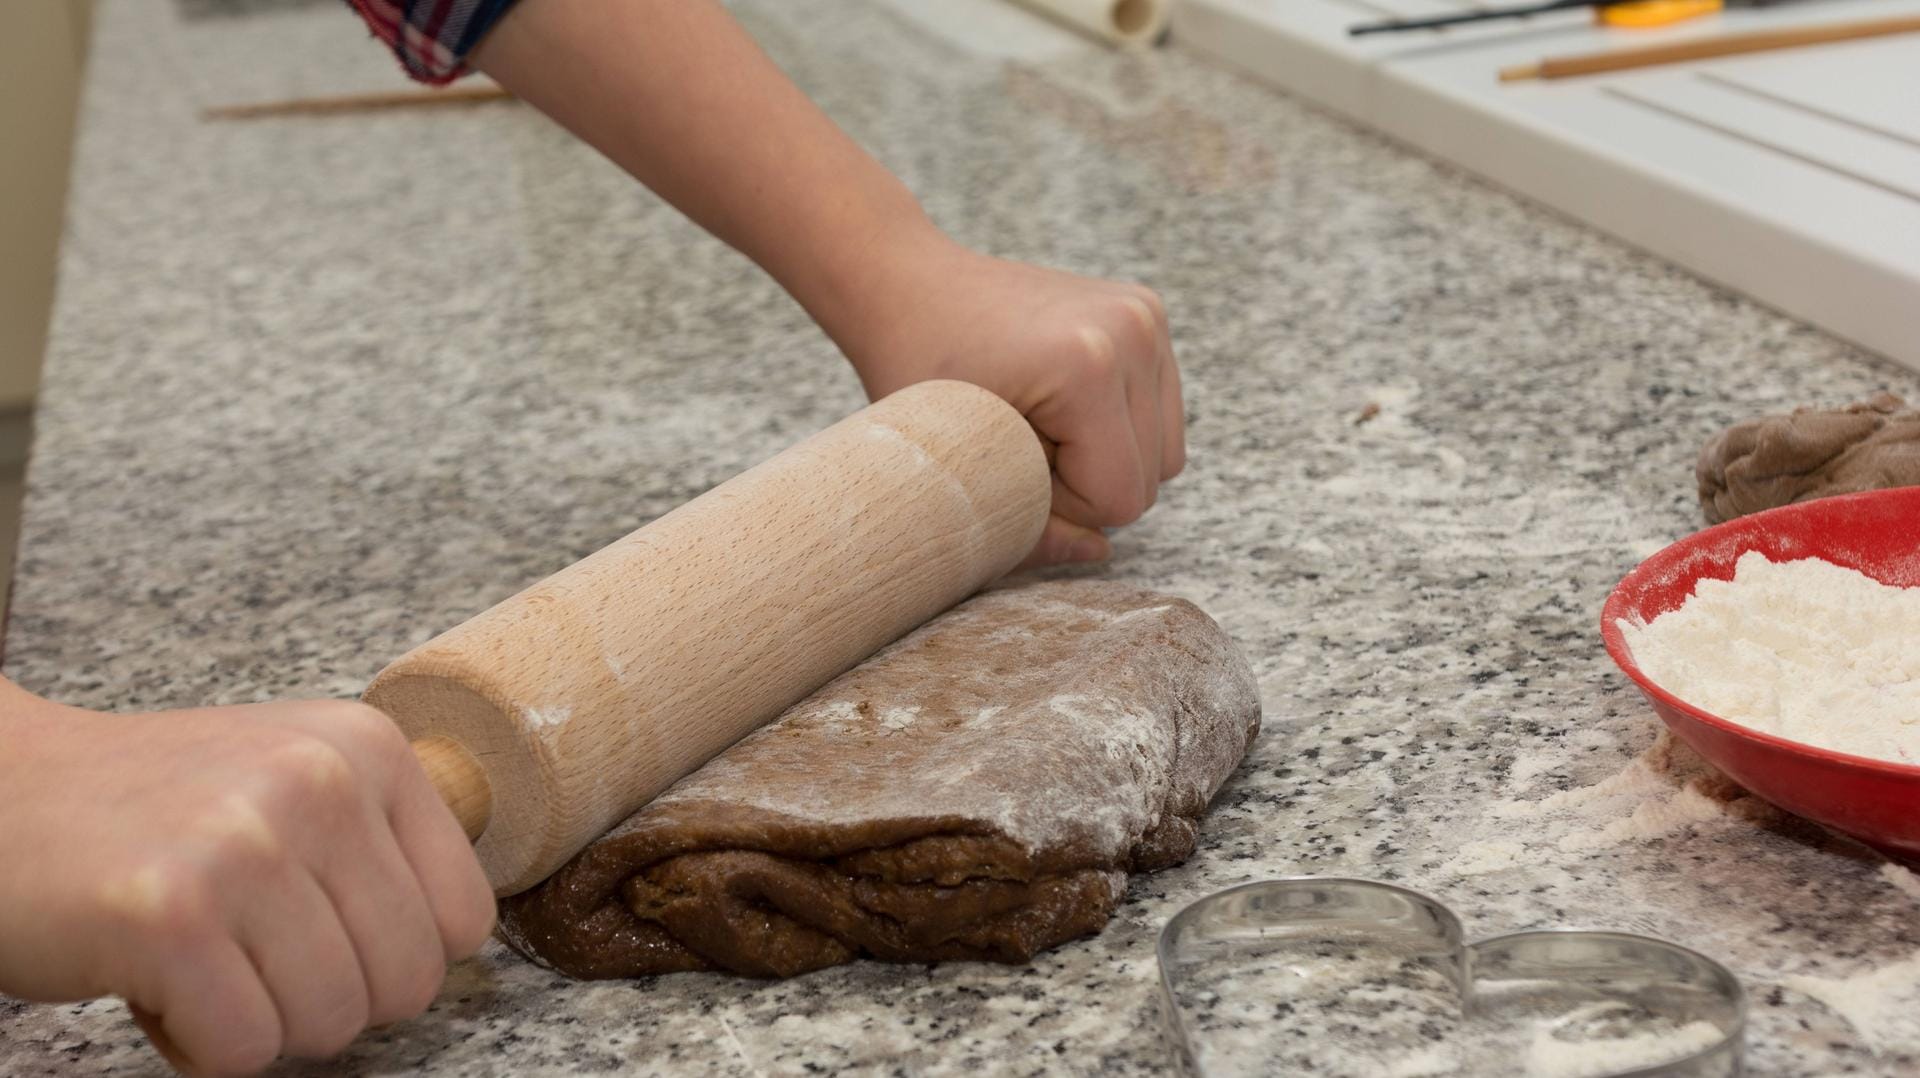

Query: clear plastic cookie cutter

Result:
[1156,878,1745,1077]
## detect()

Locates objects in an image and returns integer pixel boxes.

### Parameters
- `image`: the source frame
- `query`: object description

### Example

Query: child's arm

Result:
[472,0,1186,565]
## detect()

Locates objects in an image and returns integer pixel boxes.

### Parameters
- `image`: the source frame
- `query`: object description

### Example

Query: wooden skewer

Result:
[1499,13,1920,81]
[202,84,513,120]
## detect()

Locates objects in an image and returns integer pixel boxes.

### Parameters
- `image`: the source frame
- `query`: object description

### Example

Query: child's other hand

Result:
[469,2,1181,567]
[0,691,496,1076]
[837,237,1186,568]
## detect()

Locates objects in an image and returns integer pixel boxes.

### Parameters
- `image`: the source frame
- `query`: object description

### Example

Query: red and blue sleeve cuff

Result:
[344,0,524,85]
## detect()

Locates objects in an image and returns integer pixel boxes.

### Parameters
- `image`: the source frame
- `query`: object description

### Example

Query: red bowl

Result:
[1601,487,1920,864]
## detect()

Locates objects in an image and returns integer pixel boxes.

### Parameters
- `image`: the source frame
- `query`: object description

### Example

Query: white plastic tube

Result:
[1003,0,1169,48]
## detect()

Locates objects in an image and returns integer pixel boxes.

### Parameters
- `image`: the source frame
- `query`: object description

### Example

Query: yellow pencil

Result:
[1500,13,1920,81]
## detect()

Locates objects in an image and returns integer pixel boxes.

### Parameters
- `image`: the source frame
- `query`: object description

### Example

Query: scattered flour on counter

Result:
[1781,950,1920,1055]
[1448,838,1531,875]
[1880,862,1920,902]
[1446,732,1776,877]
[1621,552,1920,766]
[1382,1046,1458,1077]
[1525,1016,1727,1078]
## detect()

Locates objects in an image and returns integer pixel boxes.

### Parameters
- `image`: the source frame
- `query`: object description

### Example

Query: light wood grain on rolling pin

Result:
[367,381,1051,895]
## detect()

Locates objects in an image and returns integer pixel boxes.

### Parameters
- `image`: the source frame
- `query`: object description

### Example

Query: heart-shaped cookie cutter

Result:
[1157,878,1745,1077]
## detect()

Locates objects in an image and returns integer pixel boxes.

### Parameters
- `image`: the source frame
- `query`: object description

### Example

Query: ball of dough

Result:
[1697,393,1920,523]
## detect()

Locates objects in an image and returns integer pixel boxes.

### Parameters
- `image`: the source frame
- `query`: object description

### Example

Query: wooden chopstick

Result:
[1499,13,1920,81]
[202,84,513,120]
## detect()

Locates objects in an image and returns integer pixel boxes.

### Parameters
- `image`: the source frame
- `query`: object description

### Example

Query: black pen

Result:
[1348,0,1791,37]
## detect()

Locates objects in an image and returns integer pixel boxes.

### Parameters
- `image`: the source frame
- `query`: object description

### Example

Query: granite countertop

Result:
[5,0,1918,1074]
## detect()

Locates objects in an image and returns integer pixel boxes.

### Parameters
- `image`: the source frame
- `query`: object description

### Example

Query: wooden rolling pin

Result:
[365,381,1050,896]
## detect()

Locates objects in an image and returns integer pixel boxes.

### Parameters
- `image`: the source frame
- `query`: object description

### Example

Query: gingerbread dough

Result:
[497,580,1261,979]
[1697,393,1920,524]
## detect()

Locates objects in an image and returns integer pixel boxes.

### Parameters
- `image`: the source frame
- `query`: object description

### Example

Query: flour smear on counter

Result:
[1621,552,1920,765]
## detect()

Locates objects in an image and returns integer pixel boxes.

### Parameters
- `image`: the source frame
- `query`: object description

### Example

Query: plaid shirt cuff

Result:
[345,0,524,85]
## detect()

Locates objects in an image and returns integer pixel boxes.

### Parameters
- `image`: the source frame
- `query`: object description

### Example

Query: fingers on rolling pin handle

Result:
[366,381,1051,896]
[411,736,492,842]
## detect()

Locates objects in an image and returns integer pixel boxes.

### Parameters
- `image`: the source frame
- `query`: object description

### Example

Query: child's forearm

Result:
[472,0,941,343]
[471,0,1187,566]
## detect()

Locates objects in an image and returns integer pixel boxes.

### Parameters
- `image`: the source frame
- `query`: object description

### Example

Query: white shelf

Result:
[1174,0,1920,370]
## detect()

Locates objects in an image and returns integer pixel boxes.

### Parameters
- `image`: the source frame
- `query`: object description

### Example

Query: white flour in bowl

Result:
[1619,551,1920,766]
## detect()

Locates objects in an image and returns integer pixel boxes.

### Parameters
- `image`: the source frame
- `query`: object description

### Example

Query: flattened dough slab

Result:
[497,580,1262,978]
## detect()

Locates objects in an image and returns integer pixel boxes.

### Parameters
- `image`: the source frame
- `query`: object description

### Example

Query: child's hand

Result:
[0,689,495,1076]
[837,237,1187,568]
[471,1,1183,567]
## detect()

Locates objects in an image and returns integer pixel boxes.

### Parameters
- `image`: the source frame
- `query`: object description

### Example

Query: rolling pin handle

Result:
[411,736,493,842]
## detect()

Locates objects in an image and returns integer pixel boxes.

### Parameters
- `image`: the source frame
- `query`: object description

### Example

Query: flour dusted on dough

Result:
[1620,552,1920,765]
[498,580,1261,979]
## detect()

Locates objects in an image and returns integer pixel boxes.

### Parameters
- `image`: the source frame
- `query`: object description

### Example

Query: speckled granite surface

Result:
[5,1,1919,1074]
